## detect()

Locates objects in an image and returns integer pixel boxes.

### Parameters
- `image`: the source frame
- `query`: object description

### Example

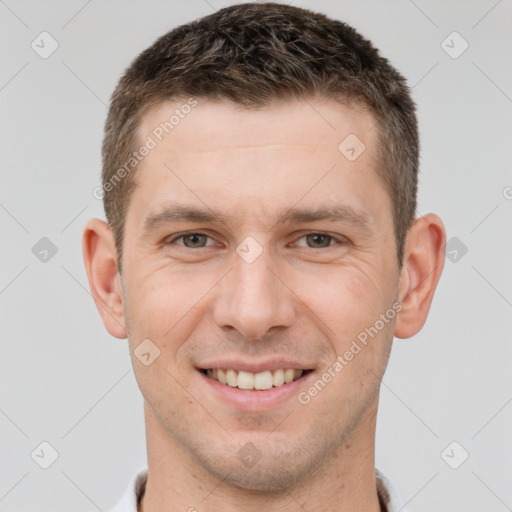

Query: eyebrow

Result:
[141,202,373,235]
[142,204,228,234]
[277,206,372,231]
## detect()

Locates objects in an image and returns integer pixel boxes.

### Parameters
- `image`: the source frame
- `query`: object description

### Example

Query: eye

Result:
[166,232,344,250]
[294,233,341,249]
[168,232,215,248]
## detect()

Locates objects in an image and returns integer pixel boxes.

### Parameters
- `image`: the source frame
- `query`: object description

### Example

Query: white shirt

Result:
[109,467,405,512]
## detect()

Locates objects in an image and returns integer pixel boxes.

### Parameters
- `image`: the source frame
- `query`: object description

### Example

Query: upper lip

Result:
[197,358,315,373]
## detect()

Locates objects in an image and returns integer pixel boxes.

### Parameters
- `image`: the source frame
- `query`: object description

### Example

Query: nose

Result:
[212,249,296,340]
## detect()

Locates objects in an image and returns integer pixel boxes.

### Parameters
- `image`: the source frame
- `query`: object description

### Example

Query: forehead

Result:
[128,97,388,230]
[138,96,377,157]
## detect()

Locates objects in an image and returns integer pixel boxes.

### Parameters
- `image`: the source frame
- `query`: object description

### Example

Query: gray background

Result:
[1,0,511,510]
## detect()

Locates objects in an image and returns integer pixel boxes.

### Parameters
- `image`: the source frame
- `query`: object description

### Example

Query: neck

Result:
[140,400,383,512]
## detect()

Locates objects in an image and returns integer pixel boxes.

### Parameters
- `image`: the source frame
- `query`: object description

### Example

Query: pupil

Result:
[185,234,205,247]
[307,234,330,248]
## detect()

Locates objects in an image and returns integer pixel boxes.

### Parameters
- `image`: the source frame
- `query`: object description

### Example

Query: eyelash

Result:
[166,231,347,249]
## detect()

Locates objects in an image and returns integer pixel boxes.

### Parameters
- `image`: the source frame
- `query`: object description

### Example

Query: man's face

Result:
[121,97,401,490]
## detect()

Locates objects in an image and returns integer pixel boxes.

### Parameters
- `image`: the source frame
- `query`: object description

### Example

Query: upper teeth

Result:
[206,369,303,390]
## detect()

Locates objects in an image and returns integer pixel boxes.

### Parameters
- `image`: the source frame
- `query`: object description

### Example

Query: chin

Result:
[197,443,323,494]
[223,465,306,494]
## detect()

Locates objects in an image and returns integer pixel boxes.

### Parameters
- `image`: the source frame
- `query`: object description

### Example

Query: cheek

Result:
[124,271,203,405]
[295,263,397,392]
[297,265,389,341]
[123,265,218,356]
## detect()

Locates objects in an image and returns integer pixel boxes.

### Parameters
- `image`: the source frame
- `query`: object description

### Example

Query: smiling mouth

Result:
[200,368,312,391]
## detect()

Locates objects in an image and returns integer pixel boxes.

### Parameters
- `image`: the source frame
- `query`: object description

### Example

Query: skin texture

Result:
[83,97,445,512]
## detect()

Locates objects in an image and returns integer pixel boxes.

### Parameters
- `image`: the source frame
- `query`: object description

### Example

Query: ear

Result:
[394,213,446,339]
[82,218,127,339]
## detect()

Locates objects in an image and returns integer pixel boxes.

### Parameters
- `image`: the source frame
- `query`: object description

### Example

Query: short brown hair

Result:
[102,2,419,270]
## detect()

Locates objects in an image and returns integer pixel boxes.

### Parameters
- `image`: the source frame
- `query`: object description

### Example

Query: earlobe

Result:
[394,213,446,339]
[82,218,127,339]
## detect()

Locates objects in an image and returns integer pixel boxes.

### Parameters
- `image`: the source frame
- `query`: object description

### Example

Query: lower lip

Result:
[199,370,315,411]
